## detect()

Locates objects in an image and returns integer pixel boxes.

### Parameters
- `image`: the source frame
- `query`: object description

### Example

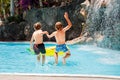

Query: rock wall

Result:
[0,22,27,41]
[0,0,85,41]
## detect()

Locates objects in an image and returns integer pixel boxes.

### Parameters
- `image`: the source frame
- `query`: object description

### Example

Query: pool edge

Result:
[0,73,120,79]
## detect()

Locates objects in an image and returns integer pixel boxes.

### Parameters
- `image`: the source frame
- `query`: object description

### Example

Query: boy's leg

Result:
[37,53,41,62]
[63,51,71,64]
[42,54,45,66]
[54,52,58,64]
[36,54,41,69]
[40,43,46,65]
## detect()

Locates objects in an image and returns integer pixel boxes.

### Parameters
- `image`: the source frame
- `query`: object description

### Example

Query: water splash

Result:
[85,0,120,50]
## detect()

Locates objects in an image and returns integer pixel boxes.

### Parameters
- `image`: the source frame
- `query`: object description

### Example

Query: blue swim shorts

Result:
[55,44,69,53]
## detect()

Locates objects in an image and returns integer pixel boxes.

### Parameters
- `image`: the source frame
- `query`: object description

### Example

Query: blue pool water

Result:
[0,42,120,76]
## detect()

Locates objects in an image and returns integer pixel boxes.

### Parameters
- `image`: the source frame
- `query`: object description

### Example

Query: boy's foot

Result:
[62,58,66,65]
[42,64,44,66]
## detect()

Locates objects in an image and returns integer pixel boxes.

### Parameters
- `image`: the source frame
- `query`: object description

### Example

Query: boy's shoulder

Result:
[39,29,42,31]
[51,30,56,33]
[34,30,42,33]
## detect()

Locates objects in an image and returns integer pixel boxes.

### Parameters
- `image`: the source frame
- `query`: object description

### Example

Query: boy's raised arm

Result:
[63,12,72,32]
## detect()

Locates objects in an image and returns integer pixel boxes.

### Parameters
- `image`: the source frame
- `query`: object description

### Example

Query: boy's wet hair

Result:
[55,22,63,30]
[34,22,42,30]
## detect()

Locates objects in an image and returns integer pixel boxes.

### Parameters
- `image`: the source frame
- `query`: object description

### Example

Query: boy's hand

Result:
[30,46,33,50]
[43,31,48,34]
[64,12,69,19]
[45,31,48,34]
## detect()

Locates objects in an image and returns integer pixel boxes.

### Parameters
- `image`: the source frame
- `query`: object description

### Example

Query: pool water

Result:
[0,42,120,76]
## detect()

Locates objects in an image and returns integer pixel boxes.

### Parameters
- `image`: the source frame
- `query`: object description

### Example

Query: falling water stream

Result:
[85,0,120,50]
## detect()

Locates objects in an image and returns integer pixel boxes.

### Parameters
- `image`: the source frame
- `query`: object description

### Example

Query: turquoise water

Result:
[0,42,120,76]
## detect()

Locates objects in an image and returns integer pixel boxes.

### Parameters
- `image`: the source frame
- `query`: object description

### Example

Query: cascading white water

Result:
[86,0,120,50]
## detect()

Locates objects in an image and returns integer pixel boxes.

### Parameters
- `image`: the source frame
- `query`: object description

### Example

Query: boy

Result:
[47,12,72,65]
[30,22,48,66]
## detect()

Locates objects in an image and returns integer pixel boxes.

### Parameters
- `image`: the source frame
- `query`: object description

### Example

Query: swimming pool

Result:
[0,42,120,77]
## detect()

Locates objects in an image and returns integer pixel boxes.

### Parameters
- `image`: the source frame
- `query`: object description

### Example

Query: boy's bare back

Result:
[47,12,72,44]
[32,30,44,44]
[54,29,66,44]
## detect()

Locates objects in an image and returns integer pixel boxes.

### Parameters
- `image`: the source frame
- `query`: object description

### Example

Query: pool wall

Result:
[0,73,120,80]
